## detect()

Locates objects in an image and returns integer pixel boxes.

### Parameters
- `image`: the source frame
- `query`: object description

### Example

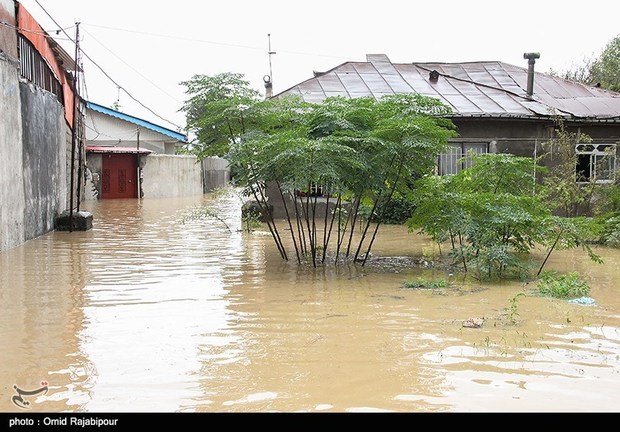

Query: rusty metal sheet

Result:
[277,54,620,120]
[317,74,346,92]
[358,73,393,94]
[17,3,75,127]
[336,71,371,94]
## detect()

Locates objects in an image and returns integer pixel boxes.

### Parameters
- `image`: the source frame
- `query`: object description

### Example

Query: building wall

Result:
[0,54,70,252]
[140,155,203,198]
[202,157,230,192]
[0,52,25,251]
[20,81,68,241]
[85,110,176,154]
[0,0,17,59]
[84,153,102,201]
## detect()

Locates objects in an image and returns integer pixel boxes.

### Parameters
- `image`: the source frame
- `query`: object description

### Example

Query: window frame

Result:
[438,142,489,176]
[575,143,617,184]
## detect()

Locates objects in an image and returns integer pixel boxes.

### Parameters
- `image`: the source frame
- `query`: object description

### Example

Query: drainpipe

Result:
[523,52,540,98]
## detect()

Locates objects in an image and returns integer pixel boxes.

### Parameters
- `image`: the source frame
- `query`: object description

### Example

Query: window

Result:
[576,144,616,184]
[18,35,63,104]
[438,143,488,175]
[296,183,328,198]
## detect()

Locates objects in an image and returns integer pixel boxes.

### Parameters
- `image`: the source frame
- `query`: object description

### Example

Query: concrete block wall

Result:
[141,154,204,198]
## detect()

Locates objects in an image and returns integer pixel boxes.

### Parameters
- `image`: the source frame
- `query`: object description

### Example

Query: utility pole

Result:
[264,34,276,99]
[69,22,81,232]
[137,126,142,199]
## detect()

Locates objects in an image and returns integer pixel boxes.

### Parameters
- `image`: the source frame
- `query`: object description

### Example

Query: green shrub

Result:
[403,277,448,289]
[537,271,591,299]
[594,213,620,247]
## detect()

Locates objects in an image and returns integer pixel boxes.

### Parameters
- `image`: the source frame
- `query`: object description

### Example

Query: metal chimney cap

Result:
[523,52,541,60]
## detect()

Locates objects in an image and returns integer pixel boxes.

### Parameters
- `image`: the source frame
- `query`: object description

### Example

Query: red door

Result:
[101,154,138,199]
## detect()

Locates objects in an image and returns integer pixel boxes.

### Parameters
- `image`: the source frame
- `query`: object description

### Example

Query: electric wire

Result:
[32,0,184,131]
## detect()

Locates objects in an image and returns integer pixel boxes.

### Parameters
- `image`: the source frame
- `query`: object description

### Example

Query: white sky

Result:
[16,0,620,133]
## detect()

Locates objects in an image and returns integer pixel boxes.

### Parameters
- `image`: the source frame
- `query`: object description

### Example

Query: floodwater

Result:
[1,193,619,413]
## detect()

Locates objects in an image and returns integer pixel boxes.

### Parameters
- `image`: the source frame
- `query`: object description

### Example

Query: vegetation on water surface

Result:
[537,271,591,299]
[403,277,448,289]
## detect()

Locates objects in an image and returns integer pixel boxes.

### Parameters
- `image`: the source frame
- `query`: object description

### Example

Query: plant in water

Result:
[181,206,232,233]
[537,271,591,299]
[403,277,448,289]
[506,292,525,326]
[241,208,262,233]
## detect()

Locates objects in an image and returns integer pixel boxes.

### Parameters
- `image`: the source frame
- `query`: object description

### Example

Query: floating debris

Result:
[568,297,596,306]
[462,317,485,328]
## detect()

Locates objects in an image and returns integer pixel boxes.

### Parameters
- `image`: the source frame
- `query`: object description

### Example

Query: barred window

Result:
[576,144,616,184]
[438,142,488,175]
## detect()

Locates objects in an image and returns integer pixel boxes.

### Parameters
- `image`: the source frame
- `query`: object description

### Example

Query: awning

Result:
[86,146,153,155]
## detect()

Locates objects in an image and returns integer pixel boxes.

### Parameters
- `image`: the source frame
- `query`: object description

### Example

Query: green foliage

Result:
[541,116,596,217]
[590,34,620,92]
[179,72,261,158]
[551,34,620,92]
[593,213,620,247]
[226,93,457,266]
[181,206,231,233]
[506,292,525,326]
[368,191,416,225]
[403,277,448,289]
[409,152,603,280]
[241,210,262,233]
[537,271,591,299]
[409,153,551,280]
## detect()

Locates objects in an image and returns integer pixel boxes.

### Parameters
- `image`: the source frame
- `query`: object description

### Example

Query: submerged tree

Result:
[179,72,261,158]
[408,153,601,280]
[226,94,457,267]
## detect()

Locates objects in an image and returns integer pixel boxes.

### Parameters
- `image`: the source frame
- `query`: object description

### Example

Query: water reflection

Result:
[0,194,619,412]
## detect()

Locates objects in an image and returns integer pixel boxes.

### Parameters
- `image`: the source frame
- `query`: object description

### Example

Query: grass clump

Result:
[537,271,591,299]
[403,277,448,289]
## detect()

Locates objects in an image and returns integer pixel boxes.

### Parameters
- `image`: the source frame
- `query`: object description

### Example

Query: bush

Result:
[537,271,591,299]
[403,277,448,289]
[594,213,620,247]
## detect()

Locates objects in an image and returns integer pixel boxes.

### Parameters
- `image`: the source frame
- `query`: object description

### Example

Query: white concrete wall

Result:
[0,54,25,251]
[85,110,180,154]
[141,155,203,198]
[202,157,231,192]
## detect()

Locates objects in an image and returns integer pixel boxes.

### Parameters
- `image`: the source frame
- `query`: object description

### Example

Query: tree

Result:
[179,72,261,158]
[590,34,620,92]
[407,153,602,280]
[228,94,457,267]
[541,115,596,217]
[551,34,620,92]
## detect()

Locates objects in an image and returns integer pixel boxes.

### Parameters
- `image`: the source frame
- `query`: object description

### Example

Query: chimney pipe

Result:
[263,75,273,99]
[523,52,540,98]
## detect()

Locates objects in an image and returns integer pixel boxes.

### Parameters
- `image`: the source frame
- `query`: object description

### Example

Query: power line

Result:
[32,0,184,131]
[82,28,180,103]
[83,22,353,61]
[0,20,72,40]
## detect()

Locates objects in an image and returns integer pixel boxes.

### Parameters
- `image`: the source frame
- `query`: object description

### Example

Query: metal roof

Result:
[276,54,620,121]
[86,102,188,142]
[86,146,153,155]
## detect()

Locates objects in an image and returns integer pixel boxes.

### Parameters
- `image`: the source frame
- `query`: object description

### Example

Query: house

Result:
[275,54,620,181]
[0,0,82,251]
[84,103,231,199]
[84,102,198,199]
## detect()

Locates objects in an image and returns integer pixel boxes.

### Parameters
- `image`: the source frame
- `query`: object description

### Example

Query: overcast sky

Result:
[17,0,620,132]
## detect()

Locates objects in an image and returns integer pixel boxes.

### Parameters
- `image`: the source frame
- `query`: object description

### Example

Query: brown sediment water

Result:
[0,194,618,412]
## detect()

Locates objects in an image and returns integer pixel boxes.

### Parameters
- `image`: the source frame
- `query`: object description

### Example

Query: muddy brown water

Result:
[1,194,619,412]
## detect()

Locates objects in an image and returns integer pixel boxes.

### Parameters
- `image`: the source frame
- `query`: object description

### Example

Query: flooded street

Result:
[1,193,619,413]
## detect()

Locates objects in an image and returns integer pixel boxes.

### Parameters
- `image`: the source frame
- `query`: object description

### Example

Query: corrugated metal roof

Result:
[86,102,188,142]
[86,146,152,155]
[276,54,620,121]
